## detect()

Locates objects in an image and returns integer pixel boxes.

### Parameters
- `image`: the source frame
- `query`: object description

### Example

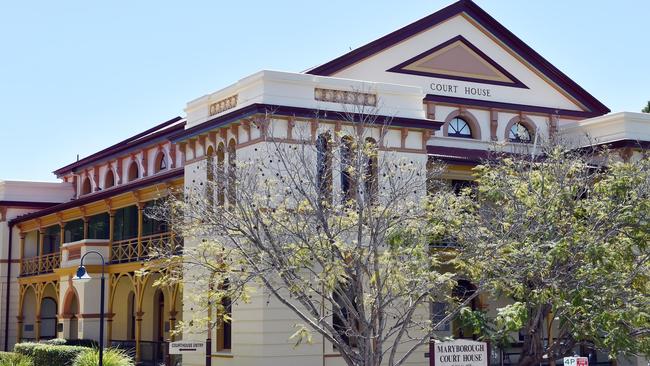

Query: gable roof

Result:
[306,0,609,117]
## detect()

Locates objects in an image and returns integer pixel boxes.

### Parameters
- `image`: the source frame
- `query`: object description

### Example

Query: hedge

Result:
[0,351,33,366]
[14,343,88,366]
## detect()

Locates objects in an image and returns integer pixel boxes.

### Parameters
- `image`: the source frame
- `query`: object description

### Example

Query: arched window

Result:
[447,117,472,138]
[216,280,232,351]
[127,161,139,182]
[81,177,92,195]
[154,152,167,173]
[364,137,378,203]
[316,133,332,204]
[217,143,225,206]
[227,139,236,207]
[340,136,356,202]
[206,146,215,207]
[452,280,479,339]
[509,122,532,143]
[104,169,115,189]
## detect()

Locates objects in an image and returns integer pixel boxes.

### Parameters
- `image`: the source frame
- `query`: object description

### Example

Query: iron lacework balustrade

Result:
[20,253,61,276]
[110,232,183,264]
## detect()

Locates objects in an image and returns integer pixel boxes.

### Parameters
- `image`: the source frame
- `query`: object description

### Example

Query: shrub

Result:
[73,348,134,366]
[40,338,67,346]
[64,339,97,348]
[12,344,39,358]
[14,343,88,366]
[0,352,33,366]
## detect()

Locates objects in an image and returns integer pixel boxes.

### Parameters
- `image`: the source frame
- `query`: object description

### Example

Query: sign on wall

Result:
[431,340,488,366]
[564,357,588,366]
[169,341,206,355]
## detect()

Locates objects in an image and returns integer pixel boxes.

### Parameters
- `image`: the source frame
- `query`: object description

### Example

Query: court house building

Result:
[1,1,648,365]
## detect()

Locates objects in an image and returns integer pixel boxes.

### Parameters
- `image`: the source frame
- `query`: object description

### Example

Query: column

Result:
[18,233,25,276]
[108,211,115,262]
[34,289,42,342]
[83,217,89,239]
[137,203,143,259]
[16,285,24,343]
[135,311,143,362]
[106,275,113,346]
[59,223,66,249]
[37,229,44,273]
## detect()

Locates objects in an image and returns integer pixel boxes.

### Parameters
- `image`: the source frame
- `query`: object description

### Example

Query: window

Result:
[509,122,532,143]
[340,136,356,202]
[88,213,109,240]
[452,280,478,339]
[64,219,84,243]
[143,200,168,236]
[227,139,236,207]
[127,161,139,181]
[316,133,332,203]
[217,143,225,206]
[42,225,60,254]
[154,152,167,173]
[206,146,215,207]
[104,170,115,189]
[363,138,378,203]
[81,178,92,195]
[113,205,138,241]
[431,301,450,331]
[217,280,232,352]
[447,117,472,138]
[333,286,358,348]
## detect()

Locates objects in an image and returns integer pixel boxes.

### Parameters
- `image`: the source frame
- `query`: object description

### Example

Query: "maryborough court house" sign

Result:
[431,340,489,366]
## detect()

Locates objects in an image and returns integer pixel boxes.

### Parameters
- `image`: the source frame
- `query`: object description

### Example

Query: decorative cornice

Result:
[209,95,238,116]
[314,88,377,106]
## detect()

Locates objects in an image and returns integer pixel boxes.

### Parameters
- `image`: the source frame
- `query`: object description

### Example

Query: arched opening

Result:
[40,297,58,339]
[154,151,167,174]
[21,286,37,342]
[316,132,333,204]
[340,136,356,203]
[104,169,115,189]
[81,177,92,195]
[63,289,79,340]
[227,139,236,207]
[508,122,533,143]
[217,143,225,206]
[127,161,139,182]
[364,137,378,203]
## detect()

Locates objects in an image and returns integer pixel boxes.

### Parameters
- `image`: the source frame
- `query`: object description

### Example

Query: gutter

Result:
[4,223,12,351]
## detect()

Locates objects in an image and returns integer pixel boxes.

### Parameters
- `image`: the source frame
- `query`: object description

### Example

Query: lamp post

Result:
[73,250,106,366]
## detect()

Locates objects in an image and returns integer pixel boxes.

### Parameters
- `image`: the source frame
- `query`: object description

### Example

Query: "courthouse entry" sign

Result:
[431,340,489,366]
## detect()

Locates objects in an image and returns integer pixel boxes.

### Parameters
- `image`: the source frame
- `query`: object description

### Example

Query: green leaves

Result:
[453,146,650,362]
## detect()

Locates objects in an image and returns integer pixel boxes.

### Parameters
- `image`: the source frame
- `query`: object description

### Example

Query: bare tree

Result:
[148,101,476,366]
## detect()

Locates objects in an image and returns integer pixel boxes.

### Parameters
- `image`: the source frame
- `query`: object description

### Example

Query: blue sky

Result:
[1,0,648,182]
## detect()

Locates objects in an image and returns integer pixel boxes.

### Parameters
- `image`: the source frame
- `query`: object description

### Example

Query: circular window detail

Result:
[447,117,472,138]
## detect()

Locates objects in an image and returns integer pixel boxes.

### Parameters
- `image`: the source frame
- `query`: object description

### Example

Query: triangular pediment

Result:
[387,36,525,88]
[306,0,609,118]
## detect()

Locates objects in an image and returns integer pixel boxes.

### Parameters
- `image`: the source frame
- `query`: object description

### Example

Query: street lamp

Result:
[73,250,106,366]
